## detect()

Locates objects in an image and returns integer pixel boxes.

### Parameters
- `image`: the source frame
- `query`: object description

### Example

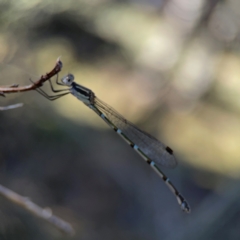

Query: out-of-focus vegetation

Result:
[1,0,240,239]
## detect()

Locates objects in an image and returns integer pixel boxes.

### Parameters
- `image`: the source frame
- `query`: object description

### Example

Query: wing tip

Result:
[165,146,174,155]
[165,146,178,168]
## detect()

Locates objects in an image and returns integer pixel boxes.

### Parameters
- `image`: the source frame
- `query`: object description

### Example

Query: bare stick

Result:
[0,184,75,235]
[0,58,63,96]
[0,103,23,111]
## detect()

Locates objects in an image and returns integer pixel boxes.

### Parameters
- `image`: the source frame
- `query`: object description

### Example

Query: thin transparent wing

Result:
[95,97,177,168]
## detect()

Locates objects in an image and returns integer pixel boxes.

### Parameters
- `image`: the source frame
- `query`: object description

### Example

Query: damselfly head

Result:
[61,73,74,86]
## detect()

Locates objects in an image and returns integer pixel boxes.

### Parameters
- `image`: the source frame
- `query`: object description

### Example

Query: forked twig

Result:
[0,58,63,96]
[0,184,75,235]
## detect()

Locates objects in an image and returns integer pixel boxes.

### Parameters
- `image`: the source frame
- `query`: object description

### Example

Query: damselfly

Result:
[34,74,191,213]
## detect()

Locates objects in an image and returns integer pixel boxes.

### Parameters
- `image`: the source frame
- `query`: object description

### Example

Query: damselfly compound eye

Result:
[61,74,74,85]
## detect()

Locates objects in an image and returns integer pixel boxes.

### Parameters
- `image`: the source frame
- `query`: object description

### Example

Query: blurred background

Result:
[1,0,240,239]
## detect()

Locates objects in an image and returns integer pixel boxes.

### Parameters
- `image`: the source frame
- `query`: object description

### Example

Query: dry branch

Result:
[0,103,23,111]
[0,58,62,96]
[0,184,75,235]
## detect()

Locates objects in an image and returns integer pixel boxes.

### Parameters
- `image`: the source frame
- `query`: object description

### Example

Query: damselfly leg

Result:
[30,75,70,100]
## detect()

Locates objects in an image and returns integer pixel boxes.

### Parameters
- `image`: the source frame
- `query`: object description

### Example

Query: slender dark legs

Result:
[30,75,70,101]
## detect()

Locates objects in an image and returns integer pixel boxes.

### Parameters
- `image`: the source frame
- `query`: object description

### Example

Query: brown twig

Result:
[0,58,62,96]
[0,184,75,235]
